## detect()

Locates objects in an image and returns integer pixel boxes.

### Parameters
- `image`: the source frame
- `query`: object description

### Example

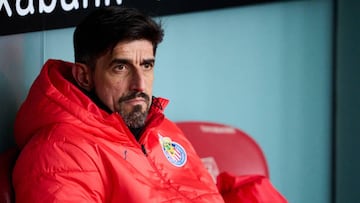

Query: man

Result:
[12,7,225,202]
[13,6,287,203]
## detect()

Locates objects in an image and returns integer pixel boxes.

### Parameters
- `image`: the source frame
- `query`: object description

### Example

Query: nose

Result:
[130,69,146,92]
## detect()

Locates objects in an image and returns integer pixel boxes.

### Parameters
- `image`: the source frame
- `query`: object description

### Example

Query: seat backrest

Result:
[176,121,269,178]
[0,147,18,203]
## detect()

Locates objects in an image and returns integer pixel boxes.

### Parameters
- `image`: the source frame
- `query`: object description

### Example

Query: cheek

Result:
[115,82,127,95]
[146,75,154,92]
[95,78,124,103]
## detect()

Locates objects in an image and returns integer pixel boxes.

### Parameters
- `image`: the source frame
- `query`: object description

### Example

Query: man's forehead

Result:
[114,40,154,52]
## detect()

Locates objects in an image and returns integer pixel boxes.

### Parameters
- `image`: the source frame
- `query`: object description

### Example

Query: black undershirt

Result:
[129,127,143,141]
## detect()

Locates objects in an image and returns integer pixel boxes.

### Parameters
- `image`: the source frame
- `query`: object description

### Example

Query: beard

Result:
[118,92,150,128]
[119,105,147,128]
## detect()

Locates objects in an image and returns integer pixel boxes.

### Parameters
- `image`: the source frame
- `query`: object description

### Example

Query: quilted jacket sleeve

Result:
[12,126,105,203]
[216,172,288,203]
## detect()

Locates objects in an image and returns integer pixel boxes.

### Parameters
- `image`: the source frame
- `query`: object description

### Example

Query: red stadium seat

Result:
[176,121,269,179]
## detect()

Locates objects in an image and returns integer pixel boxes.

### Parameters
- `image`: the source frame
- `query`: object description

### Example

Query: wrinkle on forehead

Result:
[111,40,154,65]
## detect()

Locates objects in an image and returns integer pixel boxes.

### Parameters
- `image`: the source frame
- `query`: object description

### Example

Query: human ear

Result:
[72,63,93,91]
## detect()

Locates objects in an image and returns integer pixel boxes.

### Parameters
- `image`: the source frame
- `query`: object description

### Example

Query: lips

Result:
[119,92,150,103]
[124,97,147,105]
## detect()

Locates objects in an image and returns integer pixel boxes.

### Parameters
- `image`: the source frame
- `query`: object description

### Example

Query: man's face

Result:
[92,39,155,128]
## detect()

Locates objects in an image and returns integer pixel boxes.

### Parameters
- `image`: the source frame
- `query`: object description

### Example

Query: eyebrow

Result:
[141,59,155,65]
[109,58,155,66]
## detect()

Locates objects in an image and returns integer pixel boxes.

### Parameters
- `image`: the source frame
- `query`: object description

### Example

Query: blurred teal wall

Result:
[0,1,335,203]
[336,1,360,203]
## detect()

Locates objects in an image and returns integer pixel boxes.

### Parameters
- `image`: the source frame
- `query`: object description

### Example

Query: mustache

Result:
[118,92,150,103]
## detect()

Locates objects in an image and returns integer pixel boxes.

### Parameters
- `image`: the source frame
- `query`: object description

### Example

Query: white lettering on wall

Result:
[116,0,122,5]
[0,0,12,17]
[95,0,123,7]
[200,125,236,134]
[82,0,88,8]
[82,0,122,9]
[1,0,124,17]
[39,0,56,13]
[104,0,121,6]
[95,0,100,7]
[61,0,79,11]
[16,0,35,16]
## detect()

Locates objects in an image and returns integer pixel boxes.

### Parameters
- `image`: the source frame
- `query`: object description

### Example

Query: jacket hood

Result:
[14,59,168,148]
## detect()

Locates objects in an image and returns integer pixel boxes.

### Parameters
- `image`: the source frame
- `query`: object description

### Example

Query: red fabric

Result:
[0,148,18,203]
[217,172,288,203]
[13,59,224,203]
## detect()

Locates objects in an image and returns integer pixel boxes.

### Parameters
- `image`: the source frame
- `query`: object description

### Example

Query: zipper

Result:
[114,112,193,201]
[141,144,147,156]
[141,141,193,201]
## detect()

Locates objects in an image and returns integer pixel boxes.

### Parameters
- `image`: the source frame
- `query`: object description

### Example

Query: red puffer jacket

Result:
[217,172,288,203]
[13,59,224,203]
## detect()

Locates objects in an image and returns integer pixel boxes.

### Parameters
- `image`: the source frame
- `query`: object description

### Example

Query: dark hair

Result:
[73,7,164,68]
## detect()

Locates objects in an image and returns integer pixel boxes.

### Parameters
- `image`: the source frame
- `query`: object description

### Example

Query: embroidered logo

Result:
[159,134,187,167]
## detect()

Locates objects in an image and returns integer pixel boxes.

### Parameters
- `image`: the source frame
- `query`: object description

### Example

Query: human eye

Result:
[142,61,154,70]
[113,63,127,72]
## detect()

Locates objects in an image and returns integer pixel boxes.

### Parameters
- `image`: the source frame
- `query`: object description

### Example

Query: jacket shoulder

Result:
[12,123,105,202]
[14,123,100,175]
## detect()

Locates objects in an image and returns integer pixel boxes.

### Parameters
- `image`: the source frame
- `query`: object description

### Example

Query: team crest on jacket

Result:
[159,134,187,167]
